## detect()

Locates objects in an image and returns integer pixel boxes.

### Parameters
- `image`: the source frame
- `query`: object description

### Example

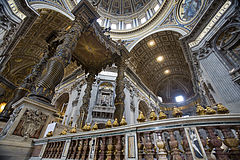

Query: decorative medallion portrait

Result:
[178,0,203,22]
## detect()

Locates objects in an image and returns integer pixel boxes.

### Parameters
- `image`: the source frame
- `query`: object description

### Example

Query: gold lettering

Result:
[189,0,231,48]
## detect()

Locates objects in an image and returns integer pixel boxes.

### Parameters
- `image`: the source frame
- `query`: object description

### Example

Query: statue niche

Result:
[97,82,114,107]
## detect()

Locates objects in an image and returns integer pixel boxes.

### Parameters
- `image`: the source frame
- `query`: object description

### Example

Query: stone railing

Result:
[30,114,240,160]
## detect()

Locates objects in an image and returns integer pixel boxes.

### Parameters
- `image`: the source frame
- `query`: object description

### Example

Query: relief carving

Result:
[13,109,48,138]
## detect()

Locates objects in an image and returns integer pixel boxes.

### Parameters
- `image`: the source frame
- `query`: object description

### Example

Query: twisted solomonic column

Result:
[114,56,126,122]
[79,72,95,128]
[29,18,85,103]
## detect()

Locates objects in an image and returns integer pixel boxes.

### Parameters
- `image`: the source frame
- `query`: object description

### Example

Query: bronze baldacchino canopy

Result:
[0,0,129,125]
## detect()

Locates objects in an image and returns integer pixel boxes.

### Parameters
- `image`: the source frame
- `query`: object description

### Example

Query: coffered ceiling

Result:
[130,31,194,103]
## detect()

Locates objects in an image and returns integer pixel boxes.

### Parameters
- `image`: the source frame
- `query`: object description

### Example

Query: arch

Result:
[54,93,69,114]
[138,100,150,118]
[128,26,188,52]
[30,3,75,20]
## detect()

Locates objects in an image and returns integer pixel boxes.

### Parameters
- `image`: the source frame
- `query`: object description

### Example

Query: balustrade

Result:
[32,114,240,160]
[42,141,65,159]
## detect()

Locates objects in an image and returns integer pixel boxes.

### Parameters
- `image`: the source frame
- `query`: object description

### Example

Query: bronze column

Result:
[29,18,84,103]
[0,39,57,121]
[114,56,126,122]
[79,72,95,128]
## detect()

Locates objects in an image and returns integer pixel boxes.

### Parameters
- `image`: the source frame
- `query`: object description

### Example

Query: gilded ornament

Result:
[82,124,88,131]
[196,103,206,115]
[149,109,157,121]
[46,131,53,137]
[172,106,182,117]
[92,122,98,130]
[205,106,216,115]
[113,118,119,127]
[159,110,167,119]
[217,103,229,114]
[70,125,77,133]
[105,119,112,128]
[137,111,146,122]
[60,128,67,135]
[120,116,127,126]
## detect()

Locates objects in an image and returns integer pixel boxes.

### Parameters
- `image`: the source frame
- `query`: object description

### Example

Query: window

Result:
[154,4,160,12]
[111,23,117,29]
[97,18,102,25]
[141,17,146,24]
[126,23,132,29]
[158,96,163,102]
[175,95,184,103]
